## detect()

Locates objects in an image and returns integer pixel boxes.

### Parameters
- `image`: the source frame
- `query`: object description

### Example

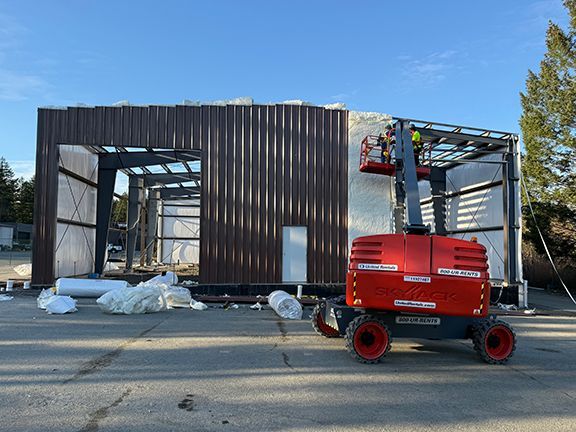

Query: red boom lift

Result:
[312,119,517,364]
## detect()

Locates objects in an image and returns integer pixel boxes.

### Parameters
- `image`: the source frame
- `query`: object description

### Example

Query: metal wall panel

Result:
[200,104,348,283]
[32,104,348,285]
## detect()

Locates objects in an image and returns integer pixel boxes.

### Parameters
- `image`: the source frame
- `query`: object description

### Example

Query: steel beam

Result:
[98,150,201,170]
[132,172,200,187]
[419,128,508,147]
[125,176,144,270]
[94,168,117,275]
[158,187,201,199]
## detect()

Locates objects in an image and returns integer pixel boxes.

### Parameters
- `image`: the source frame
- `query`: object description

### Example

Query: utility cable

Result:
[521,172,576,305]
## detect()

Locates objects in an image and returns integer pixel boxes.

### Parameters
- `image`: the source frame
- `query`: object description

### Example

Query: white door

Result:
[282,226,307,283]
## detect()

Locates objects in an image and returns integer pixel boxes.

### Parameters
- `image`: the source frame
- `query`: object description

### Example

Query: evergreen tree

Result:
[0,158,18,222]
[520,0,576,262]
[111,193,128,224]
[15,176,35,225]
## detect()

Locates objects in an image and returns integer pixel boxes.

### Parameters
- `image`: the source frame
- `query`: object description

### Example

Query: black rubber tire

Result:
[472,319,516,364]
[345,315,391,364]
[311,304,341,338]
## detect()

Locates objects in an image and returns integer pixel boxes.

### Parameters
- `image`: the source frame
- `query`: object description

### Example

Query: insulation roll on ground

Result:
[55,278,128,297]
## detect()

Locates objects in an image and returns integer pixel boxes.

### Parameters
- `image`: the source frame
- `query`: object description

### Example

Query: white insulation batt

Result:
[55,145,98,277]
[347,111,395,252]
[158,199,200,265]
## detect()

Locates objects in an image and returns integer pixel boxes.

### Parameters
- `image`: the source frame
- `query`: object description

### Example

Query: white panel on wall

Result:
[55,223,95,277]
[164,199,200,207]
[163,205,201,218]
[158,199,200,264]
[348,111,395,251]
[446,154,503,193]
[162,217,200,238]
[59,145,98,181]
[446,185,503,231]
[55,146,99,278]
[160,240,199,264]
[57,176,98,224]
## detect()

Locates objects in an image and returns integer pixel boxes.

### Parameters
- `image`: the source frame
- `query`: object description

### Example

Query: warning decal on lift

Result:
[403,275,431,283]
[438,268,481,278]
[394,300,436,309]
[358,263,398,271]
[395,316,441,325]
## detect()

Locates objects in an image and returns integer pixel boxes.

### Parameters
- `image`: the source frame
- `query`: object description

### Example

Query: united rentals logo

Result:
[358,263,398,271]
[376,286,459,302]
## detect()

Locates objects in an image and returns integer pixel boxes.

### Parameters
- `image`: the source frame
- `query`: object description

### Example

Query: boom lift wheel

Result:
[345,315,391,364]
[311,304,341,338]
[472,320,516,364]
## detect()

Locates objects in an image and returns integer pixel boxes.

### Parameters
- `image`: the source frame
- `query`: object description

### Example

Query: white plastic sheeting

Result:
[348,111,395,253]
[160,240,199,264]
[97,286,167,314]
[443,155,508,281]
[59,145,98,181]
[55,223,95,277]
[55,146,99,278]
[158,200,200,265]
[57,175,98,224]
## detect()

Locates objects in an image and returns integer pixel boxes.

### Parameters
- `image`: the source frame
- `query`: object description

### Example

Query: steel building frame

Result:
[32,104,349,286]
[402,118,522,305]
[32,106,521,304]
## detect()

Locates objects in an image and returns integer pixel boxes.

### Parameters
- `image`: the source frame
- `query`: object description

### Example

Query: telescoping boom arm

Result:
[394,119,429,234]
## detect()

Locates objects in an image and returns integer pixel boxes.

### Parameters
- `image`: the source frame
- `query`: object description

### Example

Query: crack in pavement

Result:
[281,352,294,369]
[78,388,132,432]
[276,321,287,340]
[63,318,167,384]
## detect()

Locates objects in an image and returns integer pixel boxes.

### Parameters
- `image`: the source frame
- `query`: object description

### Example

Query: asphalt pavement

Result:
[0,296,575,432]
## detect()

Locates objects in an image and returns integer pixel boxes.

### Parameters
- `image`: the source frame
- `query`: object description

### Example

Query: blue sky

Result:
[0,0,568,179]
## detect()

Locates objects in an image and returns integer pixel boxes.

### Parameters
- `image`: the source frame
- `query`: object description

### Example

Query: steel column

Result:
[31,110,60,285]
[146,189,160,266]
[502,137,522,305]
[125,176,143,270]
[430,167,447,236]
[94,168,117,275]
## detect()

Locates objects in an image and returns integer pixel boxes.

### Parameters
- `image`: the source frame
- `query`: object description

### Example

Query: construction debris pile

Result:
[33,272,303,319]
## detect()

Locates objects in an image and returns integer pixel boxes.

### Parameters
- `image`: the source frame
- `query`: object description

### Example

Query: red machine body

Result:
[346,234,490,318]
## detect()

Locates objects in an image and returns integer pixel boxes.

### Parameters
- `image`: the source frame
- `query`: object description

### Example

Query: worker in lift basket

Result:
[410,124,422,166]
[378,124,395,164]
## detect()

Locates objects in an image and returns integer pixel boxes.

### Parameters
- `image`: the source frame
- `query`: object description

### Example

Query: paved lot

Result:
[0,296,575,432]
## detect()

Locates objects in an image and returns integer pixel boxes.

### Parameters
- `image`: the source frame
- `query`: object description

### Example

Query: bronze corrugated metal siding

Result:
[32,104,348,285]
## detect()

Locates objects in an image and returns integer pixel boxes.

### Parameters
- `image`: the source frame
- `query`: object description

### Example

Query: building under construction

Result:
[31,103,523,304]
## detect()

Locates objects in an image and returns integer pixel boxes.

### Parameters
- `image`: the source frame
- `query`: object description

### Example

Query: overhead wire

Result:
[521,172,576,305]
